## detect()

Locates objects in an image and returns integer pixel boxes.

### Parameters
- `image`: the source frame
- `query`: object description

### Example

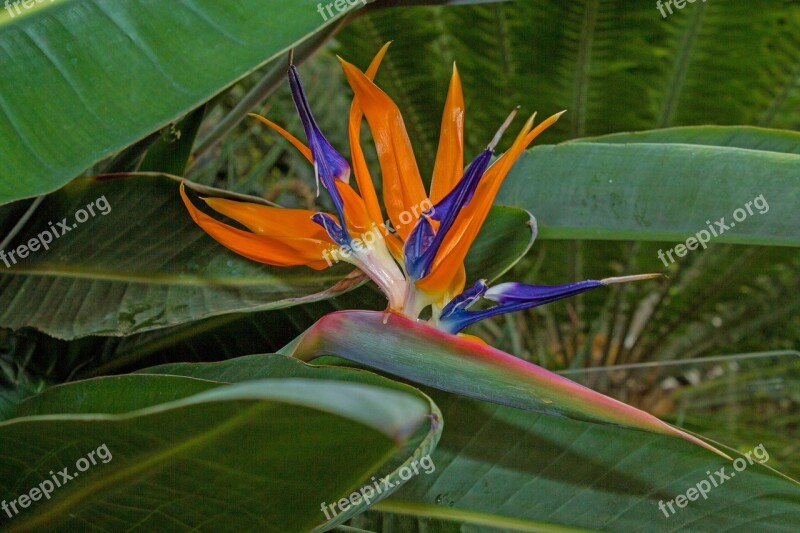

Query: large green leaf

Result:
[0,175,357,339]
[0,0,368,205]
[279,310,726,457]
[351,391,800,531]
[497,141,799,245]
[1,357,438,531]
[136,354,443,530]
[573,125,800,154]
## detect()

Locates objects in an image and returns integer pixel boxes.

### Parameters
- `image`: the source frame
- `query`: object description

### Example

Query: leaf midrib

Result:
[374,498,592,533]
[1,266,340,286]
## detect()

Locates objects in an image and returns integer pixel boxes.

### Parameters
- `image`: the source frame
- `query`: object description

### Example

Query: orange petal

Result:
[335,180,373,237]
[248,113,313,163]
[349,43,391,227]
[340,58,428,241]
[429,64,465,204]
[181,183,333,270]
[458,332,488,345]
[202,196,329,240]
[445,263,466,302]
[416,111,564,293]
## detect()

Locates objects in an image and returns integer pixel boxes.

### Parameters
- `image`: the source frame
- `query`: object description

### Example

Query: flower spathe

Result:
[181,43,654,335]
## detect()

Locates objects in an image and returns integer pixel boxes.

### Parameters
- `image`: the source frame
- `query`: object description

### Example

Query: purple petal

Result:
[312,212,346,246]
[405,148,492,280]
[440,279,488,319]
[439,275,662,333]
[288,64,350,233]
[485,280,605,304]
[427,148,489,223]
[406,109,520,280]
[440,279,606,333]
[403,215,436,279]
[430,107,519,223]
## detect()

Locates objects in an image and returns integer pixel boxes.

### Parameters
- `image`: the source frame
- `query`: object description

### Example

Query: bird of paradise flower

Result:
[180,43,727,458]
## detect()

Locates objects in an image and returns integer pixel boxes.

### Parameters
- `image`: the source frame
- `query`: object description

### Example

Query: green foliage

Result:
[0,0,348,205]
[0,0,798,530]
[499,140,799,244]
[331,0,800,382]
[351,389,800,531]
[1,356,439,531]
[0,175,355,339]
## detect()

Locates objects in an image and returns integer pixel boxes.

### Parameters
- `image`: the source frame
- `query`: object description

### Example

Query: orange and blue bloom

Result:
[181,44,653,336]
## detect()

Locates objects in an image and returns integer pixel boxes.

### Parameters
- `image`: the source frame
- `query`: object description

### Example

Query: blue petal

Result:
[403,215,436,279]
[484,280,605,304]
[440,279,606,334]
[405,148,493,280]
[426,149,490,222]
[406,109,521,281]
[440,279,488,319]
[429,107,519,223]
[312,212,347,246]
[288,65,350,233]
